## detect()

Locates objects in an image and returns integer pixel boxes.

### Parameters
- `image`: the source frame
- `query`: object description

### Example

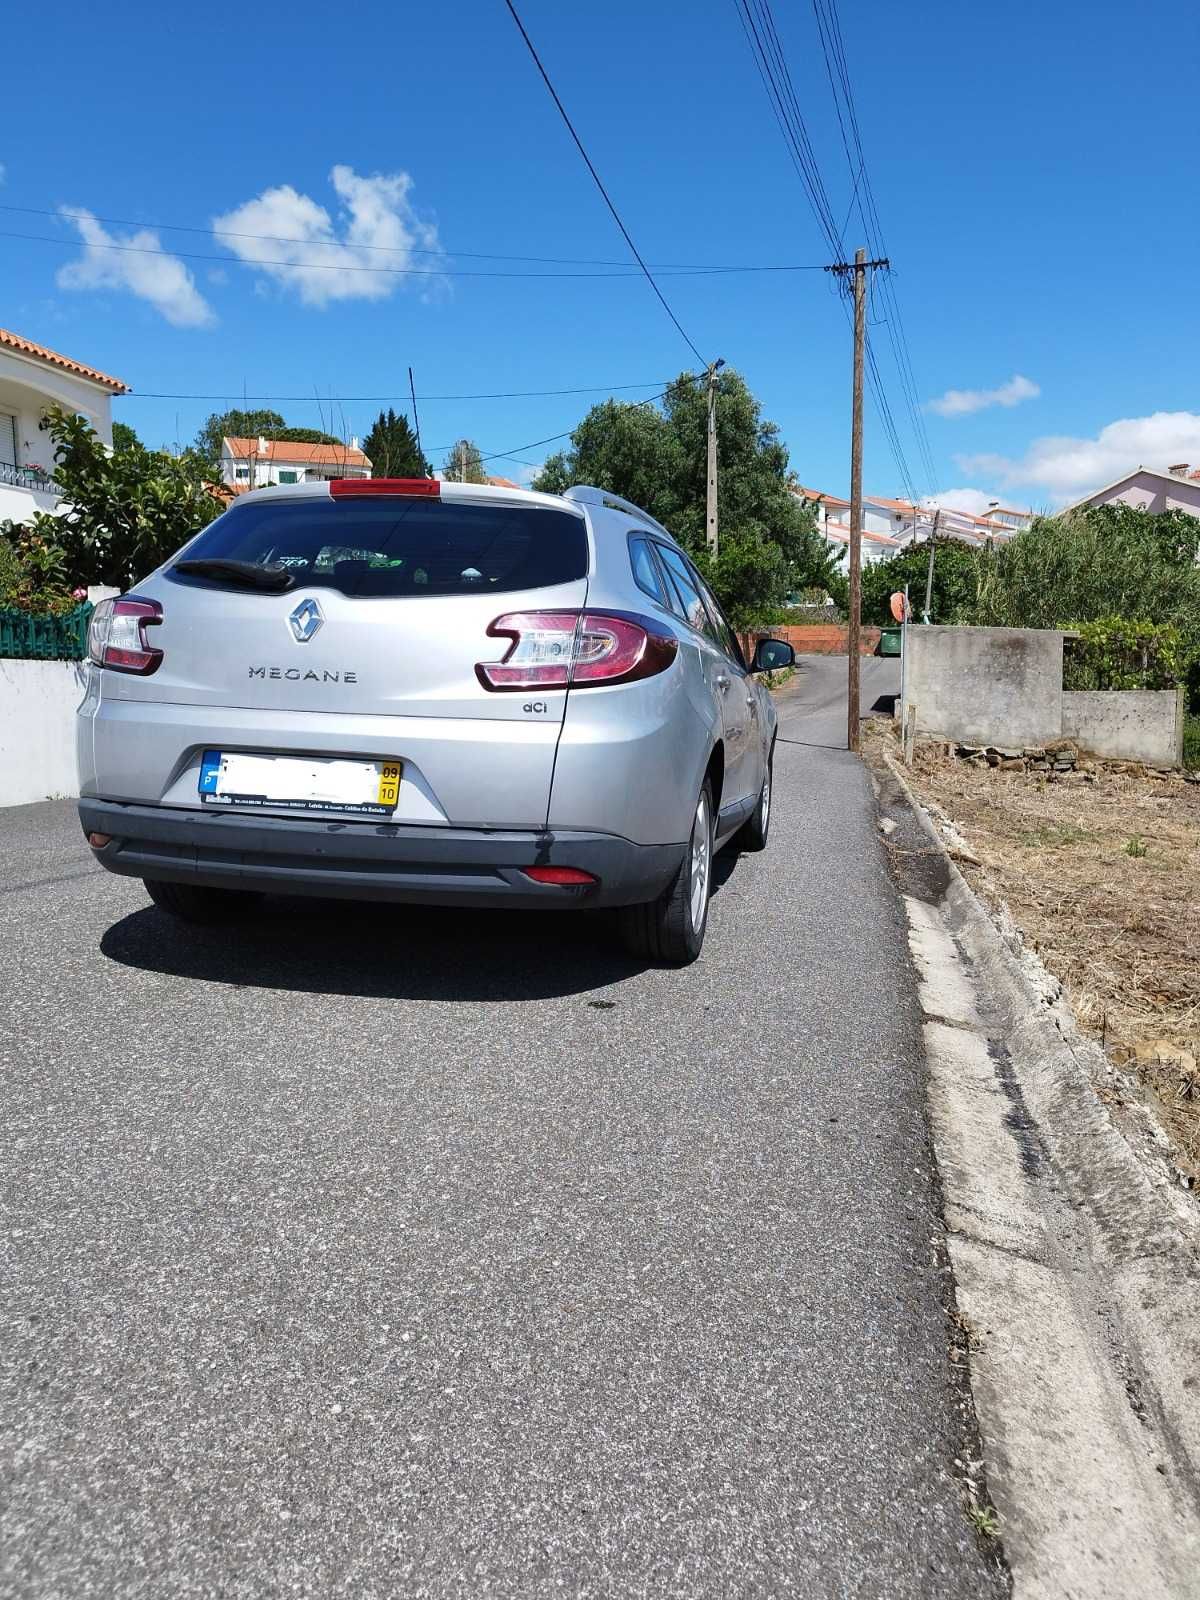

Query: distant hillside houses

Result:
[792,485,1032,568]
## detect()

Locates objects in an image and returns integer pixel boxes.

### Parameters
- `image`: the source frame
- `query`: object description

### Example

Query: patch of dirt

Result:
[866,721,1200,1183]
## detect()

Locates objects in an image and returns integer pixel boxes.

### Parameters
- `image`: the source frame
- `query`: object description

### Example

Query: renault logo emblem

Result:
[288,597,323,643]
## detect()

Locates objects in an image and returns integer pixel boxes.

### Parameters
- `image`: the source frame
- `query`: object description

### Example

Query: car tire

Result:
[741,744,774,852]
[144,878,263,924]
[619,778,715,966]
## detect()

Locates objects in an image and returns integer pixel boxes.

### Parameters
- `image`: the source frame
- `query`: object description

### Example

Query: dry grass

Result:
[871,722,1200,1179]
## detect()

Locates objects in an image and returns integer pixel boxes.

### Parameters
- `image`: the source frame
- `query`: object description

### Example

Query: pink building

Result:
[1063,462,1200,519]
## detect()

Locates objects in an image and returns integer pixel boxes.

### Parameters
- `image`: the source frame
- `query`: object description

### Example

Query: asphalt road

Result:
[1,654,1002,1598]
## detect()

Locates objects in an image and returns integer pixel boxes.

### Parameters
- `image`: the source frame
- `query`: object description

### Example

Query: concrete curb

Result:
[867,739,1200,1598]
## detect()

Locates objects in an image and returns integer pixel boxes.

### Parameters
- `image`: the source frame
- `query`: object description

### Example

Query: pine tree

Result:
[361,408,430,478]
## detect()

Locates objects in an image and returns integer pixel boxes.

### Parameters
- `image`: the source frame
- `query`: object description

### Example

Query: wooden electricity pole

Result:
[923,506,941,623]
[705,359,725,557]
[827,249,888,752]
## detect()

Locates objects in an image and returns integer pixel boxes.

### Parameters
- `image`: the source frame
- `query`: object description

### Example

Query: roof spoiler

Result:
[565,485,672,540]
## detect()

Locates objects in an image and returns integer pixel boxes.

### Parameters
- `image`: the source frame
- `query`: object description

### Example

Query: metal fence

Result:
[0,603,91,660]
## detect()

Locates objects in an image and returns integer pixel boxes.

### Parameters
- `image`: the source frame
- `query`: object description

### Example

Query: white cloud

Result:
[56,208,214,327]
[922,487,1014,517]
[212,164,442,307]
[927,373,1040,419]
[955,411,1200,498]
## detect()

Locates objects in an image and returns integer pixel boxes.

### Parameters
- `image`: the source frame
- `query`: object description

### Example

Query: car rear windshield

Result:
[169,496,589,598]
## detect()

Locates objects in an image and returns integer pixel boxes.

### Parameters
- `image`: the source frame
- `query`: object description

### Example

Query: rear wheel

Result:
[144,879,262,924]
[741,744,774,852]
[619,780,714,965]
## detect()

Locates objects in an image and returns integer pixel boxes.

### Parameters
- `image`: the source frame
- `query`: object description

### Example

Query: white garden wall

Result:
[0,658,86,806]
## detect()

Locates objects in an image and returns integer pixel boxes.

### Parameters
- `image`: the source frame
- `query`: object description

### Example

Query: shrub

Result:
[1063,618,1191,691]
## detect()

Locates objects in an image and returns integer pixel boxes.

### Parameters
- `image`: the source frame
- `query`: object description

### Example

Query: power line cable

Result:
[501,0,708,365]
[0,226,824,281]
[732,0,843,259]
[426,387,674,469]
[122,381,672,403]
[0,201,818,274]
[811,0,937,495]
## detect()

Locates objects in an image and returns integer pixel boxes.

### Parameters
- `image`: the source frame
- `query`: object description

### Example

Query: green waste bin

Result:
[877,625,902,657]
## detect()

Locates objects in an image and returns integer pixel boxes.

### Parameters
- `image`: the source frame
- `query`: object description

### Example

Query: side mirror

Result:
[750,637,796,673]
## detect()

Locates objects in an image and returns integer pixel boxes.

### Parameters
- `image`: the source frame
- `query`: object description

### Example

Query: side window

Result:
[628,535,668,606]
[655,544,718,643]
[693,571,746,667]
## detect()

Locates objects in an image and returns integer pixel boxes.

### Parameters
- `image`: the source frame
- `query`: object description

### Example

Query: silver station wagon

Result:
[78,478,794,964]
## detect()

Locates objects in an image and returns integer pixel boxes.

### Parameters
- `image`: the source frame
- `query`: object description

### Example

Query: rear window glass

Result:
[170,497,588,598]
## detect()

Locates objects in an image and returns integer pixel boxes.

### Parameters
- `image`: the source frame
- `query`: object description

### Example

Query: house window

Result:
[0,413,16,468]
[235,466,249,480]
[278,470,298,484]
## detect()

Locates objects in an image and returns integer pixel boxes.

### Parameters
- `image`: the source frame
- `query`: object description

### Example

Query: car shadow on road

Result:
[99,845,746,1003]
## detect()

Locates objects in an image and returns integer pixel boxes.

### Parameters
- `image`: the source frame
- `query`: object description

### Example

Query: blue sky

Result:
[4,0,1198,512]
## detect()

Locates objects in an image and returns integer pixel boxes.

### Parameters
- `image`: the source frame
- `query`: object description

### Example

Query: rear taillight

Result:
[476,610,677,691]
[88,596,163,675]
[329,477,440,497]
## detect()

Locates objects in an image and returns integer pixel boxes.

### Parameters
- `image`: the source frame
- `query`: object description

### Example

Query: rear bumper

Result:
[79,800,684,910]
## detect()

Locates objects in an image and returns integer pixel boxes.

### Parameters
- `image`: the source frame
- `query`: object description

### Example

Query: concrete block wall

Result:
[903,627,1066,749]
[1062,688,1184,767]
[0,659,86,806]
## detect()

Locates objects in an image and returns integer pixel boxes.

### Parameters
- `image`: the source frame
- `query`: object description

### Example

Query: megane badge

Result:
[288,597,323,643]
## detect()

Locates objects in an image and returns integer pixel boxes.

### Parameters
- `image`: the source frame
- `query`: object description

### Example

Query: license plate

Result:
[198,751,402,815]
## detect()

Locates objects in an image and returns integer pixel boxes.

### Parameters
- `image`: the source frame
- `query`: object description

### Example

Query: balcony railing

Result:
[0,461,58,494]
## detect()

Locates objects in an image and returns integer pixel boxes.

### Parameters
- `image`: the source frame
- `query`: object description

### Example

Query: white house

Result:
[795,483,1031,568]
[220,436,372,492]
[0,327,129,525]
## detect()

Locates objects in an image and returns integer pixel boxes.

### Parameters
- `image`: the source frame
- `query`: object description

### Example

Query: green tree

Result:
[362,407,430,477]
[111,420,141,452]
[193,408,285,464]
[968,510,1200,643]
[267,426,344,446]
[444,438,487,484]
[860,537,983,626]
[2,405,221,592]
[533,371,841,626]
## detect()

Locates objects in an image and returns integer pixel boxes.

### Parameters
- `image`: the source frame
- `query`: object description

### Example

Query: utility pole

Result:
[705,358,725,557]
[827,249,888,752]
[408,366,424,471]
[923,506,941,623]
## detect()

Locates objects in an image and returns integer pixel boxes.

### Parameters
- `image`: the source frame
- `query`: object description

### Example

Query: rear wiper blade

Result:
[175,558,295,592]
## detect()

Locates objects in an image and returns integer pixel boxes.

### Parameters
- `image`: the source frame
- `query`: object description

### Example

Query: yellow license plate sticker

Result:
[377,761,402,808]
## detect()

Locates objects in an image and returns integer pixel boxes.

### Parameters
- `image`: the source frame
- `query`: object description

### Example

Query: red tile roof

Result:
[225,436,371,466]
[486,475,522,490]
[0,327,129,393]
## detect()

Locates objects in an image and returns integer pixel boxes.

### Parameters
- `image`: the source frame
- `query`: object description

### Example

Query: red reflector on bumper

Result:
[521,866,598,886]
[329,477,440,497]
[87,832,113,848]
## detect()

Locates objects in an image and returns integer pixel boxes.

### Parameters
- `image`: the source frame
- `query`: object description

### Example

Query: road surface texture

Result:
[1,657,1003,1597]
